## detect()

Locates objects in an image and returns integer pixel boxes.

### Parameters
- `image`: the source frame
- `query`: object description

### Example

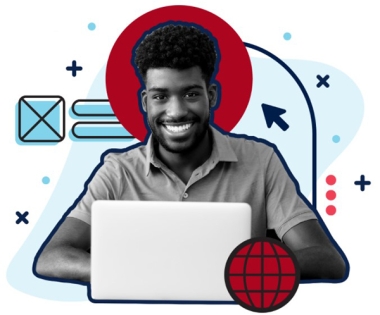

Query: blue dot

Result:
[42,176,50,184]
[283,32,292,40]
[88,23,96,31]
[332,135,340,143]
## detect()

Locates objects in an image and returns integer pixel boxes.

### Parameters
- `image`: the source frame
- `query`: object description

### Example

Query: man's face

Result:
[142,66,217,154]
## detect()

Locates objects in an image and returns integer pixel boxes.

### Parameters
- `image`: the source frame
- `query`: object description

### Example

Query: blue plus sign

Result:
[66,60,83,77]
[354,175,371,191]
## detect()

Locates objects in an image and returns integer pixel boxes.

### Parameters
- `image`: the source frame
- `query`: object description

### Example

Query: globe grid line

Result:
[242,242,255,307]
[229,273,296,276]
[232,289,295,293]
[271,241,283,308]
[235,254,291,257]
[261,242,265,308]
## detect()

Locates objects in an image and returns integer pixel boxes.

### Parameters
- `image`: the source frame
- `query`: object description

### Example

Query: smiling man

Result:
[141,65,216,184]
[35,24,346,282]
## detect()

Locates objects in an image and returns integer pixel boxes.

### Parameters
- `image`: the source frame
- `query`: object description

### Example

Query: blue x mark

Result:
[16,211,29,224]
[316,74,330,88]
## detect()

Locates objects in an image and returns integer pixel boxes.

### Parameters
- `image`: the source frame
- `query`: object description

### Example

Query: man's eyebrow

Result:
[148,84,204,92]
[148,87,168,93]
[183,84,204,91]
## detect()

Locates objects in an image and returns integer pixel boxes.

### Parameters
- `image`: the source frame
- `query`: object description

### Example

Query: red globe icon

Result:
[225,237,300,312]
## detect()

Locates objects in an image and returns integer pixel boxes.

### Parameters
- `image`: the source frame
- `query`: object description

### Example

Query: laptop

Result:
[90,200,251,302]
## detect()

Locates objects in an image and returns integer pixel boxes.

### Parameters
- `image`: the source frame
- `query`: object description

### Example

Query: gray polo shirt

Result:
[68,127,316,239]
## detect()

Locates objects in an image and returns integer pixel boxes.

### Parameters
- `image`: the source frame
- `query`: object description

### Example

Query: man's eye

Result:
[153,95,167,101]
[184,92,198,98]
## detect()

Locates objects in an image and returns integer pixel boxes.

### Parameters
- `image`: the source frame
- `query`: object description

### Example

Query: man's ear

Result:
[208,83,218,108]
[141,90,147,112]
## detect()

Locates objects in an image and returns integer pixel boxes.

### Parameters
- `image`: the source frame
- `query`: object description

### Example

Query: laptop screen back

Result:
[90,200,251,302]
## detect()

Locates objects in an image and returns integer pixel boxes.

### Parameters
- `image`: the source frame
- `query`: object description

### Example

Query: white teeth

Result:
[165,123,192,133]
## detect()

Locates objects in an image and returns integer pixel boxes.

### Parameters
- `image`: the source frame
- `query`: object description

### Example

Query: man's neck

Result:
[156,130,213,184]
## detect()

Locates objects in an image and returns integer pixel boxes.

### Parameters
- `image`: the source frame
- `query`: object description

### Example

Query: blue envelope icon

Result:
[18,96,65,142]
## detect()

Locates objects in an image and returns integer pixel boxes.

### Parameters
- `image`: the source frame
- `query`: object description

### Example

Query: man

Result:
[35,24,346,282]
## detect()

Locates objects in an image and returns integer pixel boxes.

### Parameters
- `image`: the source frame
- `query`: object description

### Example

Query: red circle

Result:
[326,205,337,216]
[106,5,252,141]
[326,175,336,185]
[326,190,336,201]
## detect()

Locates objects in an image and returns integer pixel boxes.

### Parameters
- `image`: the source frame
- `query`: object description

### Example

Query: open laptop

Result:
[90,200,251,302]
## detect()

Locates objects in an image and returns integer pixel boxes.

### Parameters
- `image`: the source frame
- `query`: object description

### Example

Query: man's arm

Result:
[282,219,346,280]
[35,217,91,282]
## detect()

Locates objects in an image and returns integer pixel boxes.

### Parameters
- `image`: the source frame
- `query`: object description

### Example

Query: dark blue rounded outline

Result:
[32,41,349,305]
[244,43,317,207]
[242,42,349,285]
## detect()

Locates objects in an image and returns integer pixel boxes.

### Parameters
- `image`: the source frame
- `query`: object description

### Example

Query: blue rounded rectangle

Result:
[72,99,115,117]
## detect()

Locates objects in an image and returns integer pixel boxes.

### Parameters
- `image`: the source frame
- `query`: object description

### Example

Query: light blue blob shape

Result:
[332,135,341,143]
[283,32,291,40]
[88,22,96,31]
[42,177,50,184]
[8,55,363,300]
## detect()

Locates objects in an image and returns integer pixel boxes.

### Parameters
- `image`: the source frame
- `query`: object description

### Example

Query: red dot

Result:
[326,175,336,185]
[326,205,336,215]
[326,190,336,200]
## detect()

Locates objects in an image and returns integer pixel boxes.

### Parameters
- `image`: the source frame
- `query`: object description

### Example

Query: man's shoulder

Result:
[101,142,148,169]
[223,131,276,157]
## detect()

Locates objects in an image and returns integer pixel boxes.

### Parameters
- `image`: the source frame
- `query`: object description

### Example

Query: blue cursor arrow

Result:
[261,103,289,131]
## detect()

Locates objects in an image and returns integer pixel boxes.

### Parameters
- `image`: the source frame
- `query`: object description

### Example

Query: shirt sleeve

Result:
[67,154,121,225]
[265,149,317,240]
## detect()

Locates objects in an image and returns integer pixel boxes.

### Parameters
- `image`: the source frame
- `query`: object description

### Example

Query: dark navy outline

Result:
[244,43,317,208]
[33,40,349,304]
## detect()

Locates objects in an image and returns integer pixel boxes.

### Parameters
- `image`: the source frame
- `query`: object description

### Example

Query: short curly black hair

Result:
[134,24,217,85]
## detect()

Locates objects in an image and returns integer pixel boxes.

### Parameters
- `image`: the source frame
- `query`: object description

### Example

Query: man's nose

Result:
[166,97,188,119]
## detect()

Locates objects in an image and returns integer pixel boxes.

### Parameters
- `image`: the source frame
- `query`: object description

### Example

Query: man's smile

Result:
[162,122,194,134]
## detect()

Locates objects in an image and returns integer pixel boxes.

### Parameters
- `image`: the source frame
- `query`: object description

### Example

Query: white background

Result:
[1,0,378,313]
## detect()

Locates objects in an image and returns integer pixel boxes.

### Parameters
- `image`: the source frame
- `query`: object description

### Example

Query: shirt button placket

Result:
[183,192,189,199]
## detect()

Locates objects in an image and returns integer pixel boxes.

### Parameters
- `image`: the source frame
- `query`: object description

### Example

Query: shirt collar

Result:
[144,126,238,176]
[209,126,238,163]
[145,135,158,176]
